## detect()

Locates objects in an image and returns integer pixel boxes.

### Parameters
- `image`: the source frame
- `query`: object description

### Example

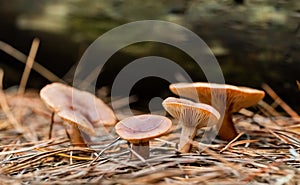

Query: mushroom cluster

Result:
[40,83,117,147]
[38,81,265,158]
[169,82,265,141]
[39,83,173,159]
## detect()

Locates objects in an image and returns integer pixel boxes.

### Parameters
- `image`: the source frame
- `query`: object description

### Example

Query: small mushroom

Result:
[169,82,265,141]
[115,114,172,159]
[162,97,220,153]
[40,82,117,147]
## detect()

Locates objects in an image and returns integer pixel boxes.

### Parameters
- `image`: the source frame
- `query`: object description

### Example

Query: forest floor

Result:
[0,87,299,185]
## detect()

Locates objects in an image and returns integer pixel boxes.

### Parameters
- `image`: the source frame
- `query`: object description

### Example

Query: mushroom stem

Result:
[218,112,238,141]
[179,126,198,153]
[65,124,87,147]
[131,141,150,159]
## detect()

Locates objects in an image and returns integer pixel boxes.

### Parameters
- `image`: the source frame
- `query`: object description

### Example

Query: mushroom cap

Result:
[7,91,51,117]
[40,83,117,135]
[170,82,265,112]
[162,97,220,128]
[115,114,172,143]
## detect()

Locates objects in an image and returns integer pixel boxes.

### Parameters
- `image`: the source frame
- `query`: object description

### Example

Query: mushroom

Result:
[115,114,172,159]
[162,97,220,153]
[40,82,117,147]
[169,82,265,141]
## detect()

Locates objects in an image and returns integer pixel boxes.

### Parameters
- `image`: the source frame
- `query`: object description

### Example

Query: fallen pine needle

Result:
[18,38,40,96]
[220,132,245,153]
[262,83,299,118]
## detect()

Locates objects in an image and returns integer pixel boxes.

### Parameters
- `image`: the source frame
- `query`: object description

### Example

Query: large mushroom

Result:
[40,82,117,147]
[115,114,172,159]
[169,82,265,141]
[162,97,220,153]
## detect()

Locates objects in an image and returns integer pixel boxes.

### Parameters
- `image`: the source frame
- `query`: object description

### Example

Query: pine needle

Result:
[18,38,40,96]
[262,83,299,118]
[0,40,63,83]
[0,69,32,140]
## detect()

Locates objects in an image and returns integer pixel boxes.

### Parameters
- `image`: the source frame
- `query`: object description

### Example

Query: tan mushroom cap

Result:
[115,114,172,143]
[40,82,117,136]
[162,97,220,128]
[7,91,51,118]
[170,82,265,112]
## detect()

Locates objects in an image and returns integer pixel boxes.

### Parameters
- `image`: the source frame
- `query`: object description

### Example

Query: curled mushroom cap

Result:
[40,82,117,146]
[162,97,220,153]
[40,83,117,128]
[115,114,172,159]
[169,82,265,141]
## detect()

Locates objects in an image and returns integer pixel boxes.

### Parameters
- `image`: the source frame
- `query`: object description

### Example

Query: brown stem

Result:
[131,141,150,159]
[48,112,54,139]
[217,112,238,141]
[179,126,198,153]
[65,123,86,147]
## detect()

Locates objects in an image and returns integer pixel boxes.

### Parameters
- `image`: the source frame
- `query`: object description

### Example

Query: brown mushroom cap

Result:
[162,97,220,128]
[169,82,265,112]
[40,82,117,135]
[115,114,172,143]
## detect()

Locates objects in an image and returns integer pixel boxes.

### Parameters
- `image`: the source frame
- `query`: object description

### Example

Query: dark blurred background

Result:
[0,0,300,113]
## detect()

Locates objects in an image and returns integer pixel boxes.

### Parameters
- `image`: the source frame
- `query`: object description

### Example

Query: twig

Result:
[18,38,40,96]
[220,132,244,153]
[257,100,281,117]
[0,69,31,140]
[267,129,289,144]
[48,112,55,139]
[88,137,120,166]
[0,40,63,83]
[262,83,299,118]
[219,133,260,153]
